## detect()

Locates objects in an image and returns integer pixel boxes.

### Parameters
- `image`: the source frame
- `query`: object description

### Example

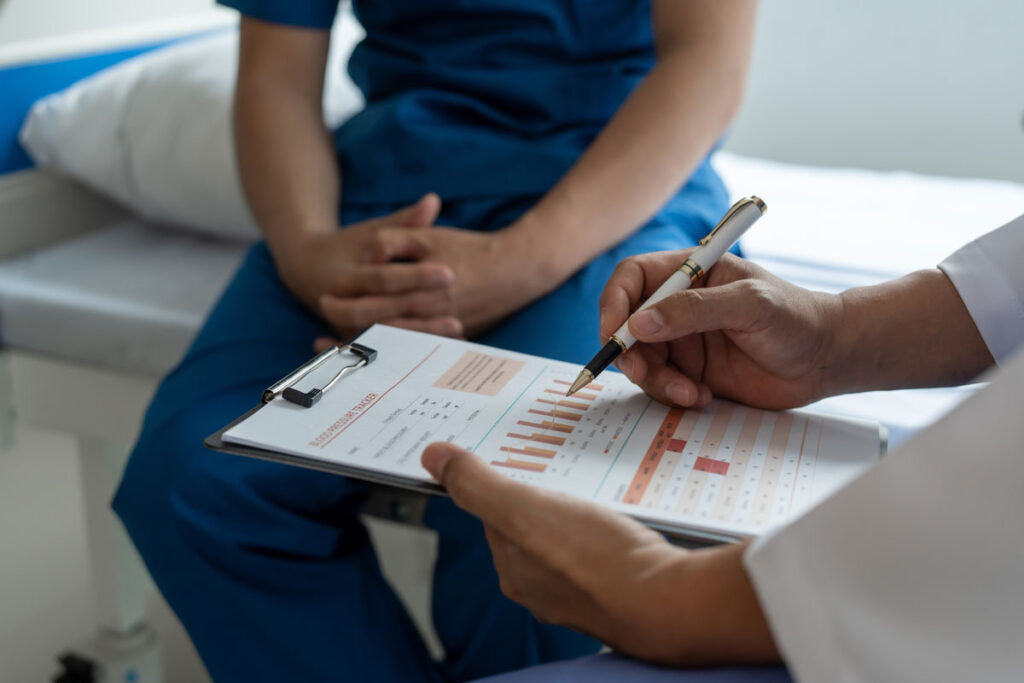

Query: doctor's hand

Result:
[420,442,778,666]
[277,193,464,340]
[600,251,842,411]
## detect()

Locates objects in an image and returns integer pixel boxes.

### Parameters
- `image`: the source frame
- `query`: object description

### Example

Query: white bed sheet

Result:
[718,151,1024,278]
[0,219,247,375]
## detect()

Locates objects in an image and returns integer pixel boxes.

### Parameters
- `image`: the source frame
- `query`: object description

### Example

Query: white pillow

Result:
[19,16,365,241]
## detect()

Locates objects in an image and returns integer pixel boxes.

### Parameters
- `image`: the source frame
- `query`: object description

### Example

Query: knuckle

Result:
[332,273,352,294]
[742,278,774,309]
[370,268,391,292]
[667,290,700,327]
[347,303,373,328]
[373,232,396,258]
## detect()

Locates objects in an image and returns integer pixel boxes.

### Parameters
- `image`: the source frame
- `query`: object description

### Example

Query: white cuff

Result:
[938,214,1024,365]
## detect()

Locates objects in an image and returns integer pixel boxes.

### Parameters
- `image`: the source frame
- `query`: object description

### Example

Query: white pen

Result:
[566,196,766,396]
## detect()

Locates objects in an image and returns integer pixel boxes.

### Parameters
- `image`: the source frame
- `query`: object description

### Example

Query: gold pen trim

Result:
[678,258,703,283]
[698,195,766,247]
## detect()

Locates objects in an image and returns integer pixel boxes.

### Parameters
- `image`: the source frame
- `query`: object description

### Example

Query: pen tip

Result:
[566,369,593,397]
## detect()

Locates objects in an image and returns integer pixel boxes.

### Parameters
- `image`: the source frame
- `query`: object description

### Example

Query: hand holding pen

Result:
[586,196,860,411]
[568,197,767,396]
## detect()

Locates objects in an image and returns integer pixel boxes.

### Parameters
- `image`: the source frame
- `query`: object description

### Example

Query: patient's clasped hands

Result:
[283,192,553,341]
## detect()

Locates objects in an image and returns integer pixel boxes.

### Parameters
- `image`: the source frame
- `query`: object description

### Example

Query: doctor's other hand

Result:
[276,193,463,340]
[420,442,778,665]
[600,252,841,411]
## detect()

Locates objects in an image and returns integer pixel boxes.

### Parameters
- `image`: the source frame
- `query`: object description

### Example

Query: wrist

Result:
[267,224,333,269]
[266,227,336,309]
[504,209,588,287]
[670,542,778,665]
[823,279,914,396]
[812,289,856,400]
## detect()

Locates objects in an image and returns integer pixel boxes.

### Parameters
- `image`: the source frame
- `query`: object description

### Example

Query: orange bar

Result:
[622,408,686,505]
[507,432,566,446]
[500,446,557,459]
[517,420,574,434]
[536,397,589,411]
[553,379,604,391]
[492,459,547,473]
[528,408,581,422]
[545,388,598,401]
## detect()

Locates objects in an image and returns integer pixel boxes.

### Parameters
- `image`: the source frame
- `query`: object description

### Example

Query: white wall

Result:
[0,0,216,45]
[1,0,1020,182]
[726,0,1024,183]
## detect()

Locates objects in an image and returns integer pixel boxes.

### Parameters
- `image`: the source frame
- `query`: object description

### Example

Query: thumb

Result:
[628,280,762,343]
[421,441,465,482]
[389,192,441,228]
[422,442,533,533]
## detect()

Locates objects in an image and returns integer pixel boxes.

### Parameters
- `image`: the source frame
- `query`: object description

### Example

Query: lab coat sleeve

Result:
[938,213,1024,364]
[743,219,1024,682]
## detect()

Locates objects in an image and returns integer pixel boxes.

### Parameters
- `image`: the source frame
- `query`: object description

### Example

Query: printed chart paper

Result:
[223,325,881,537]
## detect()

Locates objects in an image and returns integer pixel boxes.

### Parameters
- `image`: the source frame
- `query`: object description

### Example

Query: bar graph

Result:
[488,376,606,477]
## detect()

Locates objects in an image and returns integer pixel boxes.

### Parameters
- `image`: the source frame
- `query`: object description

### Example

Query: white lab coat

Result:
[744,215,1024,682]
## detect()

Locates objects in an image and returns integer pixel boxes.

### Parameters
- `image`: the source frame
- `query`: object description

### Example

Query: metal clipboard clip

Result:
[262,342,378,408]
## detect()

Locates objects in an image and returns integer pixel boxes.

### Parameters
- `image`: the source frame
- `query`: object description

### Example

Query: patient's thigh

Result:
[128,241,367,531]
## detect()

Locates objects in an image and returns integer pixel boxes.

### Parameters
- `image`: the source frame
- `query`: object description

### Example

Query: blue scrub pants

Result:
[113,188,727,682]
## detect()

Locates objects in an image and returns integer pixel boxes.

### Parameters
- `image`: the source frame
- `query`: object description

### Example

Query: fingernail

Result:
[422,442,455,479]
[631,309,664,336]
[666,383,693,405]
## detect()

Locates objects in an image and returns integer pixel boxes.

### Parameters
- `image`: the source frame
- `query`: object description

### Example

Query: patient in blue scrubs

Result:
[113,2,757,680]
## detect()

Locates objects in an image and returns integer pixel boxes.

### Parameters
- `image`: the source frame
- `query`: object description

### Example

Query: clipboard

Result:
[203,342,739,545]
[207,431,740,547]
[204,326,885,547]
[205,414,736,546]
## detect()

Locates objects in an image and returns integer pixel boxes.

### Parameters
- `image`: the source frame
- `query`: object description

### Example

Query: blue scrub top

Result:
[218,0,676,206]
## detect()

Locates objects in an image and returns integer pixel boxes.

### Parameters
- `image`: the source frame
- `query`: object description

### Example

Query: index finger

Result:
[332,263,454,296]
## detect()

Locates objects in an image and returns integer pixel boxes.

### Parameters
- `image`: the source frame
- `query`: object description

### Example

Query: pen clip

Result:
[698,196,766,246]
